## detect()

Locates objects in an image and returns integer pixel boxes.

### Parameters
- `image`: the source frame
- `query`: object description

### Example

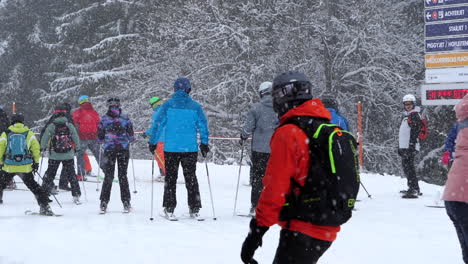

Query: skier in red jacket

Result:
[72,95,104,180]
[241,71,341,264]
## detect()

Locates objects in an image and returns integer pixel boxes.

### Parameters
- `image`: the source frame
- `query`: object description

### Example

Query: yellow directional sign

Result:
[425,52,468,68]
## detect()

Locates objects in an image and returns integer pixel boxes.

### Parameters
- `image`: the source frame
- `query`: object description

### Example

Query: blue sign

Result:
[426,36,468,52]
[425,6,468,22]
[426,21,468,37]
[425,0,468,8]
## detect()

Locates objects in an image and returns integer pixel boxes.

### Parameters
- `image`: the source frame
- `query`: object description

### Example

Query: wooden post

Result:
[12,102,16,114]
[357,101,363,168]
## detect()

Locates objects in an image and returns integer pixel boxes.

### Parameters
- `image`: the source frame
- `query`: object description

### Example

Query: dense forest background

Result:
[0,0,457,185]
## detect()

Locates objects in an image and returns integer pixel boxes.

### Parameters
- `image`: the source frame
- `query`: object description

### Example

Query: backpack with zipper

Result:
[4,130,33,165]
[50,123,74,153]
[279,116,360,226]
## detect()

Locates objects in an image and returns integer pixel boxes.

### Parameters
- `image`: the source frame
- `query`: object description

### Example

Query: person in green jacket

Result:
[40,104,82,204]
[0,113,53,215]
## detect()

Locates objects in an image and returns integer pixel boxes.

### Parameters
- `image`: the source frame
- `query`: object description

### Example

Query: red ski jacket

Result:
[72,102,100,140]
[255,99,341,242]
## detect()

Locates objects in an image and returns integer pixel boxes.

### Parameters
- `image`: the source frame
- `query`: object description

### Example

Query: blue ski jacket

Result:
[149,90,209,152]
[444,122,460,155]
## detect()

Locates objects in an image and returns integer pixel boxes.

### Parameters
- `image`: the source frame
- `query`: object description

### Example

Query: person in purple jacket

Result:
[97,98,135,214]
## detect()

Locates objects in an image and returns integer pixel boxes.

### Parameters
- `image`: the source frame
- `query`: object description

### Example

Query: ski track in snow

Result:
[0,158,460,264]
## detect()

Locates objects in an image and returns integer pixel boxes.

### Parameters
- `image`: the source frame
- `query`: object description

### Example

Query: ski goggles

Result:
[272,81,312,99]
[403,101,414,106]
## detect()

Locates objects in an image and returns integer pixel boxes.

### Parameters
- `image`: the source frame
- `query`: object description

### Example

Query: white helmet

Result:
[258,81,272,97]
[402,94,416,103]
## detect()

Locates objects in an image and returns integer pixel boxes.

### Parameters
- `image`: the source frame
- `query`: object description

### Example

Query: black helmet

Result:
[11,113,24,125]
[272,71,313,116]
[107,97,121,107]
[321,96,338,110]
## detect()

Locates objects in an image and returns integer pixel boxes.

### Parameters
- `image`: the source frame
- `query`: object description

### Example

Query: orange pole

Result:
[357,101,363,168]
[12,102,16,114]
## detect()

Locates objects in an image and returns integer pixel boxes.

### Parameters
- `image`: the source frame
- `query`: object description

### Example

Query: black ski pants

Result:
[42,159,81,197]
[273,229,332,264]
[100,149,130,204]
[446,201,468,264]
[250,151,270,209]
[0,171,49,205]
[400,149,420,192]
[163,152,201,210]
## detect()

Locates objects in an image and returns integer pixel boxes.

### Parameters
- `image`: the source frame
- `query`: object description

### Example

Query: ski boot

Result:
[73,196,82,205]
[164,207,177,221]
[123,201,131,213]
[401,189,420,199]
[248,207,256,217]
[39,204,54,216]
[99,201,107,214]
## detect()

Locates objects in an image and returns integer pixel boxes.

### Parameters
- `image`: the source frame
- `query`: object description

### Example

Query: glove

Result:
[441,151,451,165]
[239,134,248,146]
[240,218,269,264]
[32,163,39,174]
[148,144,157,154]
[200,144,210,158]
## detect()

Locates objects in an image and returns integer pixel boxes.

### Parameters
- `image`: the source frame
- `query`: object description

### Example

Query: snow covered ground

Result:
[0,158,462,264]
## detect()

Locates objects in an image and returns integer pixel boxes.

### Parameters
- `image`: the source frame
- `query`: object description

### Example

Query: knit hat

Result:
[149,96,163,108]
[78,95,90,105]
[173,77,192,94]
[11,113,24,124]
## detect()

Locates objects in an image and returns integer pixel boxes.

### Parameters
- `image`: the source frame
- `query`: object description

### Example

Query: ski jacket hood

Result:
[255,98,340,242]
[0,124,41,173]
[148,90,209,152]
[80,102,94,110]
[241,95,277,153]
[279,99,331,125]
[52,116,68,125]
[327,108,350,131]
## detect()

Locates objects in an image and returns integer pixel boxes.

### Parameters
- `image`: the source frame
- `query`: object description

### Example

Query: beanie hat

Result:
[11,113,24,124]
[78,95,90,105]
[173,77,192,94]
[107,97,121,107]
[149,96,163,108]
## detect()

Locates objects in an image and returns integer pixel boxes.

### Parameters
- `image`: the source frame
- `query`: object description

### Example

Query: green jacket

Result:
[0,123,41,173]
[40,117,80,161]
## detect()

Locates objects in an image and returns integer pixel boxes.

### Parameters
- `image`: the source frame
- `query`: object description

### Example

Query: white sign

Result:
[421,83,468,105]
[425,67,468,83]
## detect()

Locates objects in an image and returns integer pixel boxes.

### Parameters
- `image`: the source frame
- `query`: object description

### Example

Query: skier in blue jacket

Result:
[442,122,459,166]
[148,77,210,220]
[321,96,350,131]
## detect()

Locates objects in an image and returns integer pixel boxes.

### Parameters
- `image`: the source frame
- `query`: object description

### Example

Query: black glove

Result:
[240,218,269,264]
[148,144,157,154]
[32,163,39,174]
[239,134,248,146]
[408,143,416,152]
[200,144,210,158]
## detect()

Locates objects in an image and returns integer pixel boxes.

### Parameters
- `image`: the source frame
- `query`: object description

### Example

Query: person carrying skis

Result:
[40,104,82,204]
[72,95,103,181]
[98,97,135,214]
[0,113,53,215]
[146,96,166,182]
[398,94,422,199]
[241,71,359,264]
[148,77,209,220]
[443,94,468,264]
[321,96,350,131]
[240,81,278,216]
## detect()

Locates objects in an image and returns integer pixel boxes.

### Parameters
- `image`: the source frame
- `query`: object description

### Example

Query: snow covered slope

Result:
[0,159,461,264]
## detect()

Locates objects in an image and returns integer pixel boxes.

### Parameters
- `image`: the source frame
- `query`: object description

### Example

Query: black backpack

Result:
[279,116,360,226]
[50,123,74,153]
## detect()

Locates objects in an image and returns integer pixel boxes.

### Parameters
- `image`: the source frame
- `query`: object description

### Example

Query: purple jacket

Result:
[98,110,135,151]
[443,94,468,202]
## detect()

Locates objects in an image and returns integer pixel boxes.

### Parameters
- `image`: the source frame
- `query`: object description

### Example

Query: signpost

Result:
[424,1,468,105]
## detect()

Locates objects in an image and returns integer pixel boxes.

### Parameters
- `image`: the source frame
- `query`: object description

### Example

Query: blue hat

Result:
[173,77,192,94]
[78,95,90,104]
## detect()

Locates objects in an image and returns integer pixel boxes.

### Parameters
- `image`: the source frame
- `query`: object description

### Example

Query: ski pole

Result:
[79,167,88,202]
[360,181,372,199]
[150,156,155,221]
[205,158,217,221]
[233,145,244,216]
[34,172,62,208]
[131,144,137,194]
[96,145,102,192]
[38,154,44,183]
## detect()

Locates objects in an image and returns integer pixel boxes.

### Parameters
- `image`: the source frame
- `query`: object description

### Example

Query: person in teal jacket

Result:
[148,77,209,220]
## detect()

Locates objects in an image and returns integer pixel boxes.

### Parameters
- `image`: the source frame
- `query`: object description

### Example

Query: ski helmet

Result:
[272,71,313,116]
[107,97,121,107]
[78,95,90,105]
[258,82,272,98]
[402,94,416,104]
[11,113,24,124]
[174,77,192,94]
[321,96,338,110]
[149,96,163,108]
